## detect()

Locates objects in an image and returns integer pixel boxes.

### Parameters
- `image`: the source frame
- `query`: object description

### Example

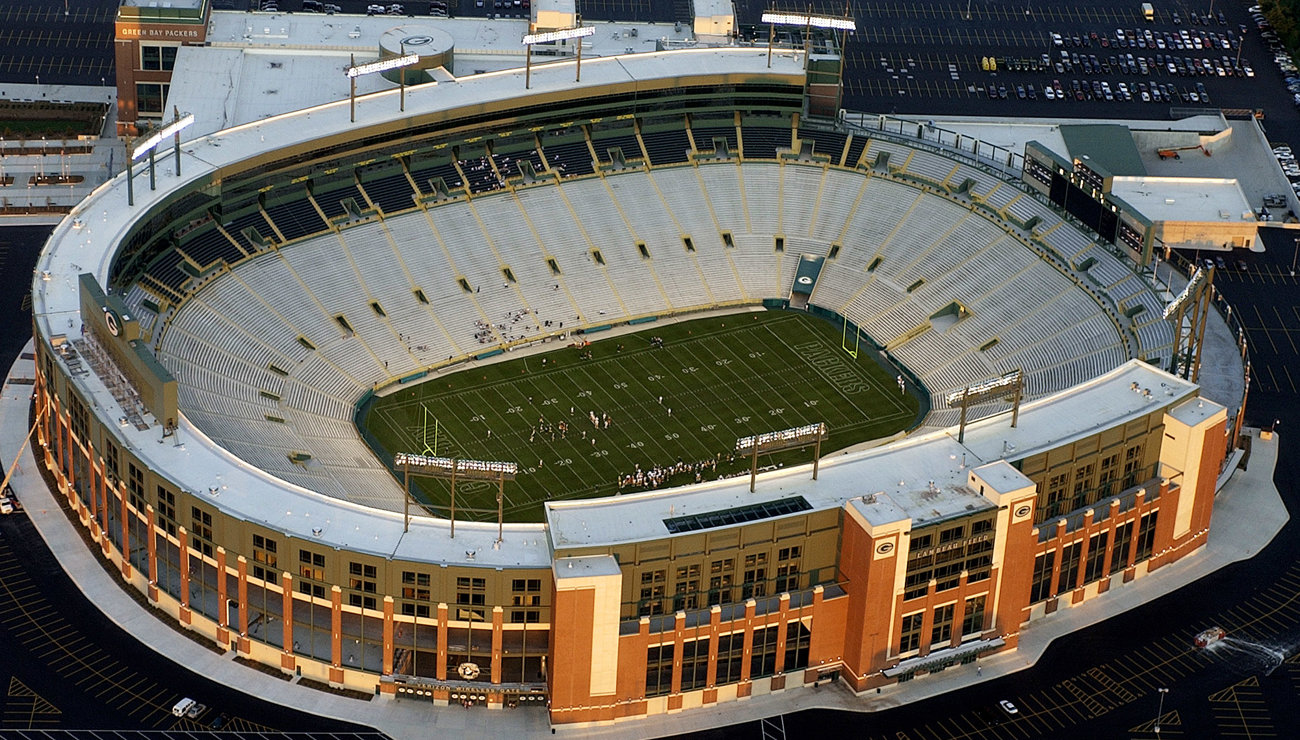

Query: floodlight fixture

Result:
[760,7,856,83]
[346,53,422,123]
[522,23,594,89]
[946,369,1024,444]
[760,12,856,31]
[131,113,195,161]
[1162,266,1205,320]
[395,452,516,541]
[346,53,420,79]
[944,370,1021,406]
[734,422,828,492]
[522,25,595,45]
[126,108,194,207]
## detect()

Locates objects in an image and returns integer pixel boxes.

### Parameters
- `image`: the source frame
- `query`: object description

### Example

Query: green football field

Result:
[360,309,921,522]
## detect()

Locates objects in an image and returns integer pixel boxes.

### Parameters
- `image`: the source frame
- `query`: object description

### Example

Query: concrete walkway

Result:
[0,340,1285,739]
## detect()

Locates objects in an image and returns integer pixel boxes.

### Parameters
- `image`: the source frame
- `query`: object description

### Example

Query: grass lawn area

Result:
[360,309,920,522]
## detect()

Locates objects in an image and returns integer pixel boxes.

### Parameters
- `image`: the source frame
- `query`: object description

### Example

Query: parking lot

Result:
[729,0,1297,123]
[0,507,376,733]
[0,0,117,86]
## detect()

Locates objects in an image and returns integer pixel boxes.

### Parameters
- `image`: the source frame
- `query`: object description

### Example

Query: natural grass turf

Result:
[361,310,919,522]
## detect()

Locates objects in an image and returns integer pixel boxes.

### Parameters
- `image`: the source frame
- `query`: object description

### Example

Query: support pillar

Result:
[178,527,192,625]
[146,504,159,602]
[118,479,131,579]
[216,546,230,648]
[282,572,296,672]
[491,606,504,687]
[774,593,791,675]
[237,555,250,654]
[436,602,449,681]
[382,596,395,677]
[330,585,344,684]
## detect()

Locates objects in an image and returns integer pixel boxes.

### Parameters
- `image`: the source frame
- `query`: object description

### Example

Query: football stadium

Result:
[30,43,1236,725]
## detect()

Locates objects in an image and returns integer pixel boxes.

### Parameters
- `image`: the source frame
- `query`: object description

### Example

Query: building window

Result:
[510,610,540,623]
[103,438,120,483]
[127,462,146,512]
[512,578,542,607]
[681,638,710,691]
[750,625,779,678]
[1044,472,1069,518]
[251,534,277,580]
[348,561,378,610]
[135,83,170,118]
[1084,531,1110,583]
[1057,541,1083,593]
[673,564,700,612]
[970,518,993,535]
[1097,452,1121,497]
[716,632,745,684]
[939,525,965,544]
[742,553,767,599]
[1122,444,1145,488]
[401,570,431,616]
[1111,521,1134,574]
[154,485,177,536]
[931,603,955,646]
[645,644,674,697]
[456,576,487,621]
[140,44,178,71]
[784,621,811,671]
[899,612,924,654]
[1030,551,1054,603]
[639,569,665,616]
[1135,511,1159,561]
[775,547,801,593]
[961,595,986,636]
[708,558,734,605]
[297,548,326,598]
[189,505,213,557]
[1073,462,1095,505]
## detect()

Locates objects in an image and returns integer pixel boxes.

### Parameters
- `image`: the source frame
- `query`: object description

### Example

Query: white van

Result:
[172,698,203,718]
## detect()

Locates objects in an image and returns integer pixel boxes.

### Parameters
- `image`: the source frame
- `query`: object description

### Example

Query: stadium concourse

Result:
[21,45,1251,730]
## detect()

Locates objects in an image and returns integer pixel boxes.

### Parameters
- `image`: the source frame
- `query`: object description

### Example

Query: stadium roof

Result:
[546,360,1200,549]
[1059,124,1148,176]
[1109,176,1254,224]
[166,11,701,135]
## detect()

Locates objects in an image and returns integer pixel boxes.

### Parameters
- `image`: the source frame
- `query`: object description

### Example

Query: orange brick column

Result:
[178,527,191,625]
[436,603,449,681]
[491,606,504,686]
[330,585,344,684]
[704,605,721,704]
[381,596,395,692]
[216,547,230,648]
[281,572,296,672]
[237,555,250,654]
[146,504,159,602]
[738,599,756,698]
[118,479,131,579]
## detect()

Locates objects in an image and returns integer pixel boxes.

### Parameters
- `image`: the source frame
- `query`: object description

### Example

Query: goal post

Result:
[841,316,860,359]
